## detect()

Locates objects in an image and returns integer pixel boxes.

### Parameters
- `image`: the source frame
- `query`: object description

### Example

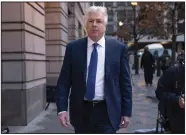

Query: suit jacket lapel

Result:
[105,37,112,79]
[82,37,88,85]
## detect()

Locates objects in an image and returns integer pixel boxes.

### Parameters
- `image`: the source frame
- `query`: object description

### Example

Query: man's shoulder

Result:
[171,62,182,72]
[105,37,128,48]
[163,63,180,75]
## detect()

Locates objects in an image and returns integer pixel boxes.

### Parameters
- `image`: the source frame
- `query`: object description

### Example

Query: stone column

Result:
[74,3,87,38]
[45,2,68,86]
[68,2,88,41]
[2,2,46,125]
[68,2,76,41]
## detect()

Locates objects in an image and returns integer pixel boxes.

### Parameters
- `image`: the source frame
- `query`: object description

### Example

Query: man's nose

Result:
[93,20,97,26]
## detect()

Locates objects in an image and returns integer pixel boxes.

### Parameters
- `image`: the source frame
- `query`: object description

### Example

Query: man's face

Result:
[86,12,106,42]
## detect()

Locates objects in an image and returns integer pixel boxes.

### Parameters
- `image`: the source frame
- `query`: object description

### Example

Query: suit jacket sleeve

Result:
[120,44,132,117]
[56,43,72,113]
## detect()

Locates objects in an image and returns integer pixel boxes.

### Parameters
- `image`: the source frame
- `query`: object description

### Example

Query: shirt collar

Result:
[87,36,105,48]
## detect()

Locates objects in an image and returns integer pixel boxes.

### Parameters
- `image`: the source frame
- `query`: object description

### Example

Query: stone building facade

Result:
[1,2,89,126]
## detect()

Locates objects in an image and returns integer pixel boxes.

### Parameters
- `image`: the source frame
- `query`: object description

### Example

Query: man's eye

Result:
[89,20,93,22]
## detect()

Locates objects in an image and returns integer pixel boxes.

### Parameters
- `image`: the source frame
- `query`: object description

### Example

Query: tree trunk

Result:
[172,34,176,62]
[132,5,139,74]
[134,39,139,74]
[171,3,177,62]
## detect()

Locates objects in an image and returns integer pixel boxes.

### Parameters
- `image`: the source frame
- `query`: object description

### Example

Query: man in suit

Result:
[56,6,132,133]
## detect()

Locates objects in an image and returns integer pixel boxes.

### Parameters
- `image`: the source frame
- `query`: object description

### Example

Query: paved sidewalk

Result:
[117,70,159,133]
[9,69,160,133]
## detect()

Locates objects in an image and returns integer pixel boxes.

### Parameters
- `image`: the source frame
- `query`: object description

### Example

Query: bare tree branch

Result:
[137,28,146,35]
[166,4,174,15]
[130,23,134,29]
[137,34,147,40]
[118,1,184,51]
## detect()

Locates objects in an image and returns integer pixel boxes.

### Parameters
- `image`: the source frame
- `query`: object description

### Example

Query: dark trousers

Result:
[144,68,153,84]
[74,100,116,133]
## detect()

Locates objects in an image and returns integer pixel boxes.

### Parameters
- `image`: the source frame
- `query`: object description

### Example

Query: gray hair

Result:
[84,6,108,25]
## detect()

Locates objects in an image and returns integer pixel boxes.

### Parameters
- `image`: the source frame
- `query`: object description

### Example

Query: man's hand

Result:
[120,116,130,128]
[58,112,70,128]
[179,97,185,108]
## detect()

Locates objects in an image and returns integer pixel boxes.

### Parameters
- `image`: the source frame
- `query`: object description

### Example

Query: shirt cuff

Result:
[58,111,67,115]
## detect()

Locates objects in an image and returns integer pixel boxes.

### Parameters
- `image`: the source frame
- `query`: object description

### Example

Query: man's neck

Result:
[89,37,100,42]
[89,36,104,43]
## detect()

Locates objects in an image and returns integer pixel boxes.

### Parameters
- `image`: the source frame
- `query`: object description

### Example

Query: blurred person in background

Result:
[141,46,155,86]
[153,50,159,75]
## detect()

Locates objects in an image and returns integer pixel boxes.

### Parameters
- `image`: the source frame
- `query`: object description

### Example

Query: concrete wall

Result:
[68,2,88,41]
[1,2,89,126]
[2,2,46,125]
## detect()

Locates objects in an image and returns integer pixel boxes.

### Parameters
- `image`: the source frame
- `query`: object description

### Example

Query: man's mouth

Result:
[92,30,98,32]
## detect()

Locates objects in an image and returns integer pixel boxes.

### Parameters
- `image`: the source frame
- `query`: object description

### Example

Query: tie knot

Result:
[93,43,99,49]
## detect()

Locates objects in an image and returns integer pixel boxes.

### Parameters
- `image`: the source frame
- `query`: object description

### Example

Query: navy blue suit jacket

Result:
[56,37,132,130]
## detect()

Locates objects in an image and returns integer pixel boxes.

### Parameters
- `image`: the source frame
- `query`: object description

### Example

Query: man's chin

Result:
[89,36,100,41]
[91,33,99,37]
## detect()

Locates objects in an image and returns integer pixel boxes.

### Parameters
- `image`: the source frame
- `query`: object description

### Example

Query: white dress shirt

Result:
[85,36,105,100]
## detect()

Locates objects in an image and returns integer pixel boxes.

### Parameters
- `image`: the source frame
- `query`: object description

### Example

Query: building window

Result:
[108,10,113,21]
[105,2,113,7]
[90,2,94,6]
[178,23,185,34]
[94,2,103,6]
[106,25,114,35]
[118,2,126,6]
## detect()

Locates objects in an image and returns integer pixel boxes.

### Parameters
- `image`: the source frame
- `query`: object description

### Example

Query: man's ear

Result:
[84,28,88,36]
